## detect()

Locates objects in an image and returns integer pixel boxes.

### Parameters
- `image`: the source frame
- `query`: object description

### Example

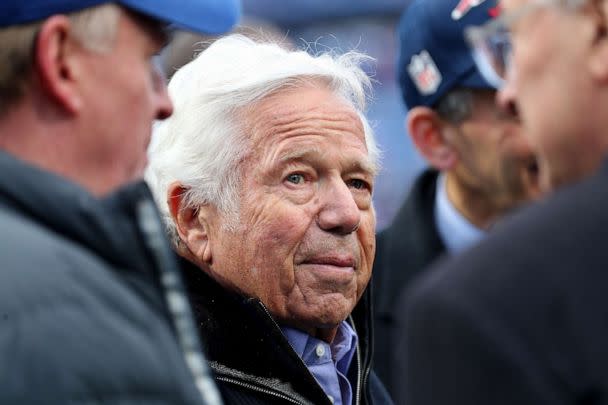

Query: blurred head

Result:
[410,88,539,215]
[0,0,239,195]
[397,0,539,223]
[469,0,608,192]
[147,35,379,340]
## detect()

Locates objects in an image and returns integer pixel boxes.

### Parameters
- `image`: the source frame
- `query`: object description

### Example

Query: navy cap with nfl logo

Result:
[397,0,499,110]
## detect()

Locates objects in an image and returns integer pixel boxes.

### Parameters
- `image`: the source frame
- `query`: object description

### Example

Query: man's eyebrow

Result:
[349,159,378,177]
[277,148,378,176]
[158,24,175,48]
[277,148,324,164]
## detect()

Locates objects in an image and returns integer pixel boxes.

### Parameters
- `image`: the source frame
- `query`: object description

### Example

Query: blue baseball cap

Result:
[0,0,240,34]
[397,0,498,110]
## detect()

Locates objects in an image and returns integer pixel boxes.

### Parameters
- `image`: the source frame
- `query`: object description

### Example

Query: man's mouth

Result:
[301,255,357,272]
[520,157,542,197]
[526,159,539,176]
[306,256,355,267]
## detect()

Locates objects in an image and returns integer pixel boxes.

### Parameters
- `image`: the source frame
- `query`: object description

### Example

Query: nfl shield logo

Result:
[408,50,442,95]
[451,0,488,20]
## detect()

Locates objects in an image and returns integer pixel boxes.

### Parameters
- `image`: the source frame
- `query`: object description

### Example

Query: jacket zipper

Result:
[349,315,363,405]
[215,375,304,404]
[256,302,332,405]
[361,351,371,405]
[355,346,362,405]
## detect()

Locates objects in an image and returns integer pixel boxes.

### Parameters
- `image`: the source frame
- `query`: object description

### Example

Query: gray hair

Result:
[146,34,380,246]
[0,4,120,115]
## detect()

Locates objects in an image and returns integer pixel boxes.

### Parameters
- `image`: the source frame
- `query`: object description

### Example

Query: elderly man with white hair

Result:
[147,35,392,405]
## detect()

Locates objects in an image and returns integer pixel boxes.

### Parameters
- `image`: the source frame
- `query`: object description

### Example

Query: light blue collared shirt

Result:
[281,321,357,405]
[434,173,485,253]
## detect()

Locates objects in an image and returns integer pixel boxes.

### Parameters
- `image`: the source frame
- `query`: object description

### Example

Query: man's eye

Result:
[349,179,368,190]
[286,173,305,184]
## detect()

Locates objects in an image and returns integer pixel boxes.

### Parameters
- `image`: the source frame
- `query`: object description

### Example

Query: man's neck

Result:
[0,100,76,186]
[281,322,339,343]
[313,326,338,343]
[0,99,115,196]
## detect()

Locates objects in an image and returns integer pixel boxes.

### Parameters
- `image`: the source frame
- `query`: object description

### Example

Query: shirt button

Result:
[328,395,334,404]
[315,343,326,357]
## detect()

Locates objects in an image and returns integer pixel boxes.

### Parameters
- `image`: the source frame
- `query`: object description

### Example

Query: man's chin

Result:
[280,298,353,326]
[301,303,354,328]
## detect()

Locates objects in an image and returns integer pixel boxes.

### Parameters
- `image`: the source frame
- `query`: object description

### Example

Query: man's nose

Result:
[496,67,519,119]
[151,58,174,120]
[155,82,174,120]
[316,179,361,235]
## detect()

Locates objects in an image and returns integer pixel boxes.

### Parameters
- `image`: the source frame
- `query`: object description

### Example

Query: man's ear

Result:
[588,0,608,81]
[407,106,458,170]
[34,16,85,114]
[167,183,213,264]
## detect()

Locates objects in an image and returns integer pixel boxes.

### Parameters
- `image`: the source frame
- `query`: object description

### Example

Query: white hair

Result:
[146,34,380,245]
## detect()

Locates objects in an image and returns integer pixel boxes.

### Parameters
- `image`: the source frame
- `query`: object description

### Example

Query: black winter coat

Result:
[395,159,608,405]
[0,152,210,404]
[372,169,445,393]
[181,259,393,405]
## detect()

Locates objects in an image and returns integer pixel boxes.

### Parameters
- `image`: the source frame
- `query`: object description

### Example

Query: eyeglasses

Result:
[151,54,168,90]
[464,0,588,88]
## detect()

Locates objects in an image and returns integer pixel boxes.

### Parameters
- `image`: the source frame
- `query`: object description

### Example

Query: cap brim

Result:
[120,0,240,35]
[457,67,493,90]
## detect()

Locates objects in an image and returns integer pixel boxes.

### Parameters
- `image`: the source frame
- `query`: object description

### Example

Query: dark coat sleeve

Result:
[392,276,565,405]
[389,162,608,405]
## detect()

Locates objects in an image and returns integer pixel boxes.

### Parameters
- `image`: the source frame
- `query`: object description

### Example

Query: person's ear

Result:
[34,16,85,114]
[167,183,213,264]
[588,0,608,81]
[407,106,458,170]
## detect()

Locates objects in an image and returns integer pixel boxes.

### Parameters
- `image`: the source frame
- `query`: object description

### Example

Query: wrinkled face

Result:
[207,85,376,334]
[499,0,604,191]
[449,89,540,210]
[77,9,172,195]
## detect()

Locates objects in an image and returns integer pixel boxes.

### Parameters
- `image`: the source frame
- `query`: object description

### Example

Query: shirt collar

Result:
[281,321,358,404]
[434,173,485,253]
[280,321,357,375]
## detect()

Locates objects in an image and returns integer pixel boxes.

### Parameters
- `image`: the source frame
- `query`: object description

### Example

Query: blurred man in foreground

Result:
[147,34,392,404]
[372,0,539,392]
[396,0,608,403]
[0,1,238,403]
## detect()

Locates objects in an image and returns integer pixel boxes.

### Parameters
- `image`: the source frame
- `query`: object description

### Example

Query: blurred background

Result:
[161,0,425,230]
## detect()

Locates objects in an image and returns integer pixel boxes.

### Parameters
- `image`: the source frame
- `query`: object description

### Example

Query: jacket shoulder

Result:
[418,167,608,296]
[0,208,202,404]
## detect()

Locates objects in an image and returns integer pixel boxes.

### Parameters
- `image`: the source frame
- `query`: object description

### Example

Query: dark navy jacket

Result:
[0,152,206,404]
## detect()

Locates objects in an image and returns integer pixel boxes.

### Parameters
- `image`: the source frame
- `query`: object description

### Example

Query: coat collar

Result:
[0,151,168,312]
